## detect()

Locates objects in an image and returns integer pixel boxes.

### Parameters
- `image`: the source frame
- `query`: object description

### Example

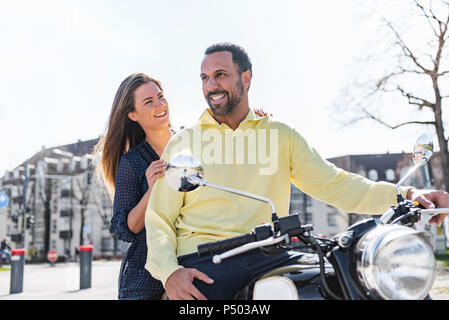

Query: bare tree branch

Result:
[383,17,432,73]
[361,108,436,129]
[414,0,441,36]
[396,85,436,109]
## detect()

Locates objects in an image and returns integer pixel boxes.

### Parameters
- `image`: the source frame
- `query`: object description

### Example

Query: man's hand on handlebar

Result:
[165,268,214,300]
[406,188,449,226]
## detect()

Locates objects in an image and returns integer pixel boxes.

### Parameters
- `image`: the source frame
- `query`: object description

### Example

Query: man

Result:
[0,238,11,263]
[145,43,449,300]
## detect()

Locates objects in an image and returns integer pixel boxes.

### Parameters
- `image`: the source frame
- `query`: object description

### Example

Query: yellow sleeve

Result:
[144,152,185,287]
[289,128,410,214]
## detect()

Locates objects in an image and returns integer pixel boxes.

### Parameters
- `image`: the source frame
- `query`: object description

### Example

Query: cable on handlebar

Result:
[308,236,342,300]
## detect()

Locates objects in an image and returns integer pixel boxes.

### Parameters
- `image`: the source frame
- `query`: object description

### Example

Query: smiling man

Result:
[144,42,449,300]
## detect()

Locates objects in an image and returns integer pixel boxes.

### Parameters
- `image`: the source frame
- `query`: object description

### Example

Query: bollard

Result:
[10,248,26,294]
[79,245,93,290]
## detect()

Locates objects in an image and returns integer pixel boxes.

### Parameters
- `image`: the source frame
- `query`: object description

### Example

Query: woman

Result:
[94,73,171,300]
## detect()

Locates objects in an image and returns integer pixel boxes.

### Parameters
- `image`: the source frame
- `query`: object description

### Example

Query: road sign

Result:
[47,250,58,263]
[0,192,9,209]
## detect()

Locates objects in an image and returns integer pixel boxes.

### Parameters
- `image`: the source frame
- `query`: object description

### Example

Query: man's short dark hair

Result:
[204,43,252,74]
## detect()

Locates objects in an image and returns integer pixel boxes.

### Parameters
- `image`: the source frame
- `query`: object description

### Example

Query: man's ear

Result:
[241,70,252,90]
[128,111,137,122]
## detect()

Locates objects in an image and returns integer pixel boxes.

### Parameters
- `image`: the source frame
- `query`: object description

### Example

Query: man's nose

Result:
[204,77,219,93]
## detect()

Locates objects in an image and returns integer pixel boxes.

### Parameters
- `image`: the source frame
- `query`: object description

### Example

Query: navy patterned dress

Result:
[110,140,165,300]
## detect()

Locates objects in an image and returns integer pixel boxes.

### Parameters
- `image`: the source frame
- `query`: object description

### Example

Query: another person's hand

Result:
[145,160,166,192]
[406,188,449,226]
[165,268,214,300]
[253,108,272,117]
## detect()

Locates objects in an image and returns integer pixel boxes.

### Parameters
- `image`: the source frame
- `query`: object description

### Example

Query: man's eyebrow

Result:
[142,97,153,102]
[200,69,228,77]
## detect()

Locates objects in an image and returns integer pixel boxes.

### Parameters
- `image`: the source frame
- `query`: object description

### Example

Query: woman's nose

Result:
[156,97,167,107]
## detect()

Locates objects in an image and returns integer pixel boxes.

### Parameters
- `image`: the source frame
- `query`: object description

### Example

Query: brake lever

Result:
[419,208,449,216]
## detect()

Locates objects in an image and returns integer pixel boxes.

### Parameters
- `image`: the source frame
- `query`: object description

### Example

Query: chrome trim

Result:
[379,208,395,224]
[421,208,449,216]
[188,175,277,214]
[212,235,288,264]
[355,224,435,300]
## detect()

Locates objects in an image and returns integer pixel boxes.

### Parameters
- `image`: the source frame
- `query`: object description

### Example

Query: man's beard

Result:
[207,79,243,116]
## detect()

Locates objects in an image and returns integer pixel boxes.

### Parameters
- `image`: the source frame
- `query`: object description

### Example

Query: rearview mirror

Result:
[412,132,433,165]
[165,154,204,192]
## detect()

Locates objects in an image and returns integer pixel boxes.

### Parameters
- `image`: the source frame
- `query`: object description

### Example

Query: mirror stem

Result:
[395,158,429,196]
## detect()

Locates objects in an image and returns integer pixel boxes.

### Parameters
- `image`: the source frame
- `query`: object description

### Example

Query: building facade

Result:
[0,138,128,262]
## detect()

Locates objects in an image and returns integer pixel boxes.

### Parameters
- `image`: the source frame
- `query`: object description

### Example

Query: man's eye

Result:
[145,100,153,105]
[201,76,208,82]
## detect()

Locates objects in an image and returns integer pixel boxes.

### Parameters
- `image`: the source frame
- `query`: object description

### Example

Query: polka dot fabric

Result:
[110,140,165,300]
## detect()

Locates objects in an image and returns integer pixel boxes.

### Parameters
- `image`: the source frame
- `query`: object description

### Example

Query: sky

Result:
[0,0,445,175]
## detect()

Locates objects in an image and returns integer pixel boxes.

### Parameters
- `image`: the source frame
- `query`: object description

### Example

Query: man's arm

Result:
[144,173,185,286]
[288,128,410,214]
[288,128,449,225]
[144,134,215,300]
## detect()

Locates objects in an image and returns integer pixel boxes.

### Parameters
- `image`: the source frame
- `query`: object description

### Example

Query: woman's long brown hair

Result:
[93,73,163,198]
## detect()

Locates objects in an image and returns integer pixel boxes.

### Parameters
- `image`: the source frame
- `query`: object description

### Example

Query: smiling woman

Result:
[93,73,173,300]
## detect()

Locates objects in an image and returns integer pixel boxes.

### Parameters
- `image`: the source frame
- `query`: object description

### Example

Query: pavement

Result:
[0,260,121,300]
[0,259,448,300]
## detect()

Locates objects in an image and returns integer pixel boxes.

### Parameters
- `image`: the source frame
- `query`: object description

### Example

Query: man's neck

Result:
[213,105,250,130]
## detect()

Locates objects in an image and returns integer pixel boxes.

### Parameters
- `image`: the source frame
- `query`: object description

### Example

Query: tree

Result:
[337,0,449,191]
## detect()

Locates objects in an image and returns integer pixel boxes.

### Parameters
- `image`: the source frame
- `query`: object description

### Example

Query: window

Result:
[385,169,395,181]
[327,212,337,227]
[52,220,57,233]
[368,169,378,181]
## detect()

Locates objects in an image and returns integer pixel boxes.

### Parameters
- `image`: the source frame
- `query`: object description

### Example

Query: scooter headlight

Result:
[355,224,435,300]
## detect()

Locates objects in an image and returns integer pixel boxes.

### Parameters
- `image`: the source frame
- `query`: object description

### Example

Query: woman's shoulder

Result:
[120,140,158,175]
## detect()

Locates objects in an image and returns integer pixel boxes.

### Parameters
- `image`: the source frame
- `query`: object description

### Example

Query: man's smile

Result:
[208,92,228,104]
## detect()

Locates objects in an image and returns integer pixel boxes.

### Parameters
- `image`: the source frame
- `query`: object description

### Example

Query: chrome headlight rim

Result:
[355,224,436,300]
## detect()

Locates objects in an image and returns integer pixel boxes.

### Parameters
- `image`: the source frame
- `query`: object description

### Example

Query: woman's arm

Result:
[126,160,166,234]
[110,156,144,242]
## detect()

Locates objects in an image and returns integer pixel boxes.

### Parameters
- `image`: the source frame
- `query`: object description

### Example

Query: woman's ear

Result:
[128,111,137,122]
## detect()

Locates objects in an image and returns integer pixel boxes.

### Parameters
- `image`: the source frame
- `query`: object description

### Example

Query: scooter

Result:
[0,249,11,266]
[164,132,448,300]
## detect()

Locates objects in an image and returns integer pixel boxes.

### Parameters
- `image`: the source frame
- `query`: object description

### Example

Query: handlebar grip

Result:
[197,233,256,257]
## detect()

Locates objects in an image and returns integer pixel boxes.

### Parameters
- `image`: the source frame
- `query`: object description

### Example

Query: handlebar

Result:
[212,235,288,264]
[197,233,256,257]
